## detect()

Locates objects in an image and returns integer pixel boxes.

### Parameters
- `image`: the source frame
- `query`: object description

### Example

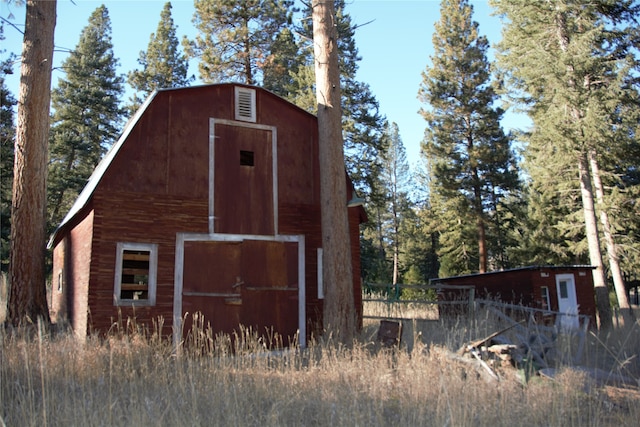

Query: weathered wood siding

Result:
[51,208,94,337]
[87,192,208,335]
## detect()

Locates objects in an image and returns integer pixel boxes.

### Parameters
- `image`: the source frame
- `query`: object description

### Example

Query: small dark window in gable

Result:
[240,150,254,166]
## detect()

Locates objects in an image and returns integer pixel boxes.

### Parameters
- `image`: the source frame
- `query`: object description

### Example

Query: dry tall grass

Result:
[2,307,639,427]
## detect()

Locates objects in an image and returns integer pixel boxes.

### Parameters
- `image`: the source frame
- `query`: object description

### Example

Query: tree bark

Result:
[589,149,635,326]
[8,0,57,326]
[477,213,487,273]
[578,152,613,330]
[474,180,487,273]
[392,200,399,286]
[312,0,356,344]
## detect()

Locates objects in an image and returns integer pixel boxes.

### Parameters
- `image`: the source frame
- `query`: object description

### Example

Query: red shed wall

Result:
[436,267,596,323]
[437,269,536,305]
[529,267,597,321]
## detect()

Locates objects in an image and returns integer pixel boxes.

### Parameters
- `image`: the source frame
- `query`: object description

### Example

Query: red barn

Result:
[49,84,366,346]
[432,266,597,328]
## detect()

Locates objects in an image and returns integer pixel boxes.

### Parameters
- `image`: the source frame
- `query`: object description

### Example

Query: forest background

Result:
[1,0,639,316]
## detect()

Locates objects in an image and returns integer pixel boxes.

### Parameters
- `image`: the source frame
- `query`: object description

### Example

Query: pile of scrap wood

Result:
[431,321,557,383]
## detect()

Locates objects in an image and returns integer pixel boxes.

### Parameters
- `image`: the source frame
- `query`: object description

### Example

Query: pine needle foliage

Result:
[184,0,296,86]
[0,24,16,272]
[48,5,125,231]
[127,2,194,112]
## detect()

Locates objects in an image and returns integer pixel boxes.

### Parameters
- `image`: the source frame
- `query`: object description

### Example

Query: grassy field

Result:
[1,302,639,427]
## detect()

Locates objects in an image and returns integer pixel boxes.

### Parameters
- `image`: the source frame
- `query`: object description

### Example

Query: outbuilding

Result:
[49,84,366,346]
[431,266,597,328]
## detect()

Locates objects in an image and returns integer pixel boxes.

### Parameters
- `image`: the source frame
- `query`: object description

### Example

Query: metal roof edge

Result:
[47,91,159,248]
[429,265,596,283]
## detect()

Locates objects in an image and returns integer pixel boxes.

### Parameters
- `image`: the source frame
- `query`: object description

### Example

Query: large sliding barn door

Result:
[181,239,299,341]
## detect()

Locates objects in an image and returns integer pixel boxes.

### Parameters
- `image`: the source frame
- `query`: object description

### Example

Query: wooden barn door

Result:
[181,239,299,343]
[181,241,243,336]
[239,240,299,342]
[213,124,274,235]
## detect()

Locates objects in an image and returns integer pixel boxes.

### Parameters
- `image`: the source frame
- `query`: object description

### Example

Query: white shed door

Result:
[555,274,579,329]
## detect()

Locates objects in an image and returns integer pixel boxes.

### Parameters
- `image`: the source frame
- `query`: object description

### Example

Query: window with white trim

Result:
[540,286,550,311]
[114,242,158,306]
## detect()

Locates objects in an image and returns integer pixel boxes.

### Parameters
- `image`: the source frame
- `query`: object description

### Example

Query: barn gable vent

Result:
[235,86,256,122]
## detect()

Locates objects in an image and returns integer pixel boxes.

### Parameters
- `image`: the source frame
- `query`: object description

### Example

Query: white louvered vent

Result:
[235,86,256,122]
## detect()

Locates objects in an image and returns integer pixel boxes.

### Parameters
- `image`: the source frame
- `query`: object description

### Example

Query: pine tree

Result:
[312,0,356,343]
[262,26,303,98]
[402,201,440,286]
[127,2,193,111]
[185,0,295,85]
[508,124,583,267]
[8,0,56,325]
[0,23,17,273]
[401,159,440,286]
[491,0,639,328]
[430,190,479,276]
[361,122,414,288]
[48,5,125,230]
[605,98,640,284]
[419,0,520,274]
[378,122,413,287]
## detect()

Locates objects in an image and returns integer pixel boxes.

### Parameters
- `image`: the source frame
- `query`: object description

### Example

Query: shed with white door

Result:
[431,266,597,327]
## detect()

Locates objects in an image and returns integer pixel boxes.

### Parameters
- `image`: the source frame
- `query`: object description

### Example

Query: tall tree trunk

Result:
[392,203,399,287]
[477,214,487,273]
[578,152,613,330]
[589,149,635,326]
[242,17,253,85]
[474,182,487,273]
[392,240,399,286]
[8,0,57,326]
[312,0,356,343]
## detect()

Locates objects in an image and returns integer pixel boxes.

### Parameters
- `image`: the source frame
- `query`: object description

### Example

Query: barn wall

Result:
[50,238,66,323]
[349,206,364,329]
[261,91,320,207]
[51,208,94,338]
[87,192,208,334]
[279,203,326,337]
[55,84,364,338]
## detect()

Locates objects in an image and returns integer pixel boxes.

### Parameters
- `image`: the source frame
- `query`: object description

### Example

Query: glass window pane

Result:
[559,281,568,299]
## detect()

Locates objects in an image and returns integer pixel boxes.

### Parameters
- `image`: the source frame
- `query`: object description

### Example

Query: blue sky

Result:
[2,0,528,167]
